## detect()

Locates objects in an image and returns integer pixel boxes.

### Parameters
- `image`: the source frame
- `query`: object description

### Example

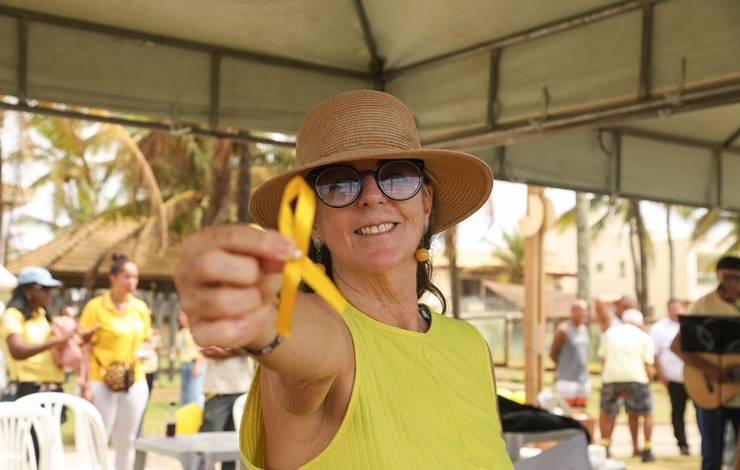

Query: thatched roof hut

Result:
[7,217,182,291]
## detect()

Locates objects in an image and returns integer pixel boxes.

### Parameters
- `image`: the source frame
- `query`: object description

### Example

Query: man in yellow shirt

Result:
[672,255,740,470]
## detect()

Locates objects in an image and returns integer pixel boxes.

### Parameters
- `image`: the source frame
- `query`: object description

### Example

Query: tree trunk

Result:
[629,200,649,316]
[236,142,252,224]
[666,204,675,299]
[628,215,642,309]
[575,192,590,300]
[0,113,4,264]
[444,227,461,319]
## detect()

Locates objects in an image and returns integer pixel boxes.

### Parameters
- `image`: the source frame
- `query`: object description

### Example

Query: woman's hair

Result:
[110,253,132,275]
[7,284,52,321]
[305,224,448,314]
[7,284,33,319]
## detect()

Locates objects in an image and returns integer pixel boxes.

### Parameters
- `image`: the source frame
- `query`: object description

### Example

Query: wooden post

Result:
[520,186,549,404]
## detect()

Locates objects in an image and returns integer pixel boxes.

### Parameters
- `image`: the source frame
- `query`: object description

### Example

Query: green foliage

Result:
[491,229,524,283]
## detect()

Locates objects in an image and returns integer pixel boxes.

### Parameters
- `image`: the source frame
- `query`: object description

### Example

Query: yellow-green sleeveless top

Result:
[240,305,513,469]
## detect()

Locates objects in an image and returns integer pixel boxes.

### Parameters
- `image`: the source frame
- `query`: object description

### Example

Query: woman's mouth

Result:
[355,222,396,235]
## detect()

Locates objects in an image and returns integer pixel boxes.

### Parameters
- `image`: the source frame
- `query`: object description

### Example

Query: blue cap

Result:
[17,267,62,287]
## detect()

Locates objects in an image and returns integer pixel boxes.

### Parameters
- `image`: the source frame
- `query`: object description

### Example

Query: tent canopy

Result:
[0,0,738,210]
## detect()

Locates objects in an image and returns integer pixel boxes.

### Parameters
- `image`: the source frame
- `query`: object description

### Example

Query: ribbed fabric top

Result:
[556,322,590,383]
[240,304,513,469]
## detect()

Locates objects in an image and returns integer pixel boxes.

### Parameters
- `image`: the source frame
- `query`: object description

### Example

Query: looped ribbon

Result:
[276,176,347,337]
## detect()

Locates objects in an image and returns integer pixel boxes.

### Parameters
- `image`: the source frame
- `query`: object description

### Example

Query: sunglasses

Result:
[308,160,425,208]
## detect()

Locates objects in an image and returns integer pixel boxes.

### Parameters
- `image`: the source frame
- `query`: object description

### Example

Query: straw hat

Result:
[249,90,493,235]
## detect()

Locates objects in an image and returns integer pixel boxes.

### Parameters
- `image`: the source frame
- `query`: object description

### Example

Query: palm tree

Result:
[492,229,525,284]
[558,195,652,315]
[666,204,676,299]
[689,208,740,259]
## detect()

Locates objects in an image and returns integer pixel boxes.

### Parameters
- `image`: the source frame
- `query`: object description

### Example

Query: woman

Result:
[173,310,205,406]
[80,254,151,470]
[2,267,71,399]
[175,90,513,469]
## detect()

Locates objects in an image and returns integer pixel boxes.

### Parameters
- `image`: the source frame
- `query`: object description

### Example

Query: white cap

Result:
[622,308,644,326]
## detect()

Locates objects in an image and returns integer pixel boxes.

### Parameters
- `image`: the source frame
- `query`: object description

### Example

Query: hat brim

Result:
[249,148,493,235]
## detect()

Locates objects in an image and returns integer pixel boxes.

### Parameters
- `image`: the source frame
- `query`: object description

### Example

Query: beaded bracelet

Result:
[238,334,284,356]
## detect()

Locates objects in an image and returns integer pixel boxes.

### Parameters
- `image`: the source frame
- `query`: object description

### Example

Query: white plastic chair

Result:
[17,392,109,470]
[0,401,54,470]
[232,393,248,434]
[536,389,572,417]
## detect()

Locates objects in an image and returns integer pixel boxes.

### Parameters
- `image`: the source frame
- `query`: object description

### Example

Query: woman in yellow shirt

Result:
[2,267,72,399]
[80,253,151,470]
[174,91,514,469]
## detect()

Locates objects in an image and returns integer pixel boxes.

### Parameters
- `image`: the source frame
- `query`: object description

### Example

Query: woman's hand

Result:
[79,325,99,343]
[174,225,295,350]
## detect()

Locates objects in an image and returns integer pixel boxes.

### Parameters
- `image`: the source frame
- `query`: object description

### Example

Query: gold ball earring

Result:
[415,247,430,263]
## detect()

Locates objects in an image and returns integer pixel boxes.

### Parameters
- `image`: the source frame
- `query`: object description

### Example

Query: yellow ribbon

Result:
[276,176,347,337]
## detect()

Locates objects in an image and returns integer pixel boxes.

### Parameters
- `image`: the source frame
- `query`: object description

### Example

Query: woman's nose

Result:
[357,174,385,206]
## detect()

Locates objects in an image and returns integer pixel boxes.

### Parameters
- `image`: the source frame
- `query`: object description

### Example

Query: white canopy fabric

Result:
[0,0,738,210]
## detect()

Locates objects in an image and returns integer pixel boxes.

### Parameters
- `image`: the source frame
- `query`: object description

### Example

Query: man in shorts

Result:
[598,309,655,462]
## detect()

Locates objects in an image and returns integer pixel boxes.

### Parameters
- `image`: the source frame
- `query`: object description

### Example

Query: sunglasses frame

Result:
[308,159,426,208]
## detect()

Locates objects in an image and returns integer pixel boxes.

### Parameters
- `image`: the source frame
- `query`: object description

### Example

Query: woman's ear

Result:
[422,184,433,223]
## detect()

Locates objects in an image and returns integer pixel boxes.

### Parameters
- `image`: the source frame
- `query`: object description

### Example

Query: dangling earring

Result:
[313,238,326,272]
[415,223,430,263]
[415,247,430,263]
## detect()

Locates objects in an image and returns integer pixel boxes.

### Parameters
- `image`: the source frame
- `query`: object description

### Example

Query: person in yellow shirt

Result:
[174,91,514,469]
[172,310,204,406]
[80,253,151,470]
[2,267,73,399]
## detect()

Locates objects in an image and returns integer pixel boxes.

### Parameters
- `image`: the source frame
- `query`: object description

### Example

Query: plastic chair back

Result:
[18,392,109,470]
[0,401,54,470]
[536,389,572,417]
[232,393,248,434]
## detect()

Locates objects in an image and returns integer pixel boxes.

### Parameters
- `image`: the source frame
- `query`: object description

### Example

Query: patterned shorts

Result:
[600,381,652,415]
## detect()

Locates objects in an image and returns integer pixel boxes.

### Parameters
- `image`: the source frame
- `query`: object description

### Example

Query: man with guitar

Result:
[672,255,740,470]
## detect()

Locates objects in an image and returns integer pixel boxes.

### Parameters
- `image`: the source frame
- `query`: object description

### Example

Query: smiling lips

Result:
[355,222,396,235]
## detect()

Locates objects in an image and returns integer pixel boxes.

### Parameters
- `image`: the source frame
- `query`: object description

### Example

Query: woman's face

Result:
[313,159,433,275]
[110,262,140,294]
[25,284,53,309]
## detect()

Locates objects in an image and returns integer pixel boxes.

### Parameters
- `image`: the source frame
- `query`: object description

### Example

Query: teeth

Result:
[357,223,394,235]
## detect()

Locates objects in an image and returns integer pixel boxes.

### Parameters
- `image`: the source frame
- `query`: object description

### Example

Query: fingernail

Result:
[275,236,295,259]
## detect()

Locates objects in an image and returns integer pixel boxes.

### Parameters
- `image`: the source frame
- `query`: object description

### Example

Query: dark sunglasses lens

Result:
[315,167,360,207]
[378,161,422,200]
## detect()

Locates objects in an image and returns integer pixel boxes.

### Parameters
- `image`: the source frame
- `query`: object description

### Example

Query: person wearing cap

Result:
[174,90,513,469]
[80,253,151,470]
[0,266,75,400]
[598,308,655,462]
[671,255,740,470]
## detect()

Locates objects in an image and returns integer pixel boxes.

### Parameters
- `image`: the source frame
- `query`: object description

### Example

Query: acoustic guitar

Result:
[683,353,740,409]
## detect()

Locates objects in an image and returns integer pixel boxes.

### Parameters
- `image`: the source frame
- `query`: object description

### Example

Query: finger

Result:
[259,273,283,301]
[187,249,263,286]
[183,225,295,261]
[190,305,272,349]
[180,286,264,320]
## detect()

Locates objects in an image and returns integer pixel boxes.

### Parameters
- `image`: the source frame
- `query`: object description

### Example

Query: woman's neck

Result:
[333,260,425,332]
[110,289,129,305]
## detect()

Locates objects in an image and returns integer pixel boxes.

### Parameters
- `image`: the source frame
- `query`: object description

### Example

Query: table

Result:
[133,431,243,470]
